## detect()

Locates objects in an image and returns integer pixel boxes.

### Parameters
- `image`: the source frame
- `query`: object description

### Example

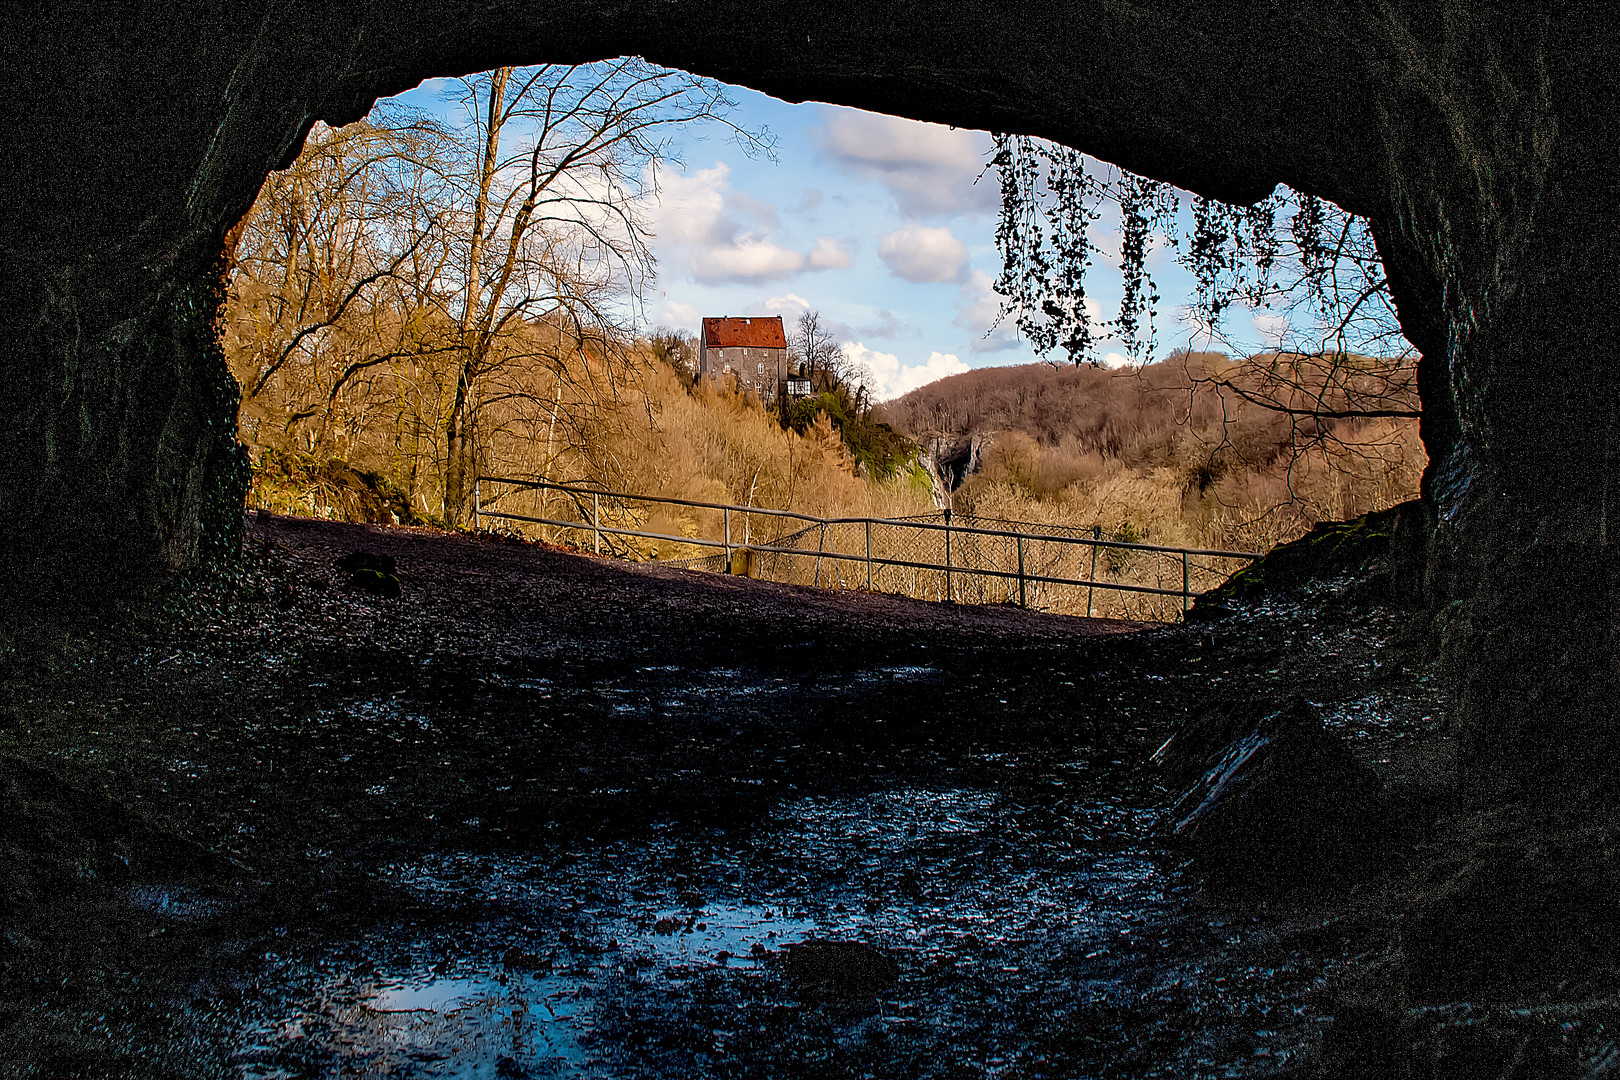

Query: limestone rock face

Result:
[1155,698,1389,884]
[3,2,1617,774]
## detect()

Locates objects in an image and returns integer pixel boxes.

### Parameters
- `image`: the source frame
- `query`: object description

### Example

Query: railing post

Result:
[593,492,601,555]
[814,521,828,587]
[1087,524,1100,618]
[724,506,732,569]
[472,478,481,531]
[944,508,954,603]
[1182,551,1190,617]
[865,519,873,591]
[1017,534,1026,608]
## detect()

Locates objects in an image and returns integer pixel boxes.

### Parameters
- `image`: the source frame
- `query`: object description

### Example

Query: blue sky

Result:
[390,74,1281,400]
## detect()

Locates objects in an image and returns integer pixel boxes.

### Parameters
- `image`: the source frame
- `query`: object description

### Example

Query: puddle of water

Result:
[122,884,227,923]
[877,666,941,680]
[373,976,498,1013]
[226,784,1222,1078]
[237,968,595,1078]
[616,904,819,968]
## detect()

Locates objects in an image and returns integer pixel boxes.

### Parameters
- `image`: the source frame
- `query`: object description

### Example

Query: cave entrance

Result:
[227,61,1423,624]
[12,7,1614,776]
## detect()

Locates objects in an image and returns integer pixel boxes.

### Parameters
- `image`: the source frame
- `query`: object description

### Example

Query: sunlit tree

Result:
[228,58,768,522]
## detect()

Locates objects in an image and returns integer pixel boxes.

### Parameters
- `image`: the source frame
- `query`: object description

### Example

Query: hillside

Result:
[876,351,1425,553]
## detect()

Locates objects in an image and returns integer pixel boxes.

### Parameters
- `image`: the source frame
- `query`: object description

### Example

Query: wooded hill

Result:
[876,350,1425,553]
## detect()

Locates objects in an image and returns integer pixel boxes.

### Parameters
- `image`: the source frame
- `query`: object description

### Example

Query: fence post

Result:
[865,519,873,591]
[1086,524,1100,618]
[1017,534,1026,608]
[814,522,828,587]
[472,478,481,531]
[724,507,732,568]
[1182,551,1190,617]
[592,492,601,555]
[944,508,954,603]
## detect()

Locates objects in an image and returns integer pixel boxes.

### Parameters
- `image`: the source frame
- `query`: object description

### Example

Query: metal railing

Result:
[472,476,1264,621]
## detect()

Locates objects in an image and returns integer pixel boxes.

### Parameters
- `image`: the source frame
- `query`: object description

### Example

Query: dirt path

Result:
[0,513,1447,1079]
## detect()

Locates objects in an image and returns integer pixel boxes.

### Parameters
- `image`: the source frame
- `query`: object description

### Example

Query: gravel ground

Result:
[0,511,1453,1079]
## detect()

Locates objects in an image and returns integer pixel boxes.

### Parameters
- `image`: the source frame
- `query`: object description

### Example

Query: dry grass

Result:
[238,341,1425,621]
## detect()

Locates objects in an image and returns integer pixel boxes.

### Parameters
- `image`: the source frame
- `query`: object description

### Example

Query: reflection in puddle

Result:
[230,785,1185,1077]
[620,904,818,968]
[237,970,598,1078]
[373,976,503,1013]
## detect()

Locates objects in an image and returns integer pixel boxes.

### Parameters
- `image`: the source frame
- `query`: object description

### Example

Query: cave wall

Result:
[2,2,1615,768]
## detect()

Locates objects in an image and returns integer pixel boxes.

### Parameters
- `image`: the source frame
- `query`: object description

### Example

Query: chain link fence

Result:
[474,478,1261,623]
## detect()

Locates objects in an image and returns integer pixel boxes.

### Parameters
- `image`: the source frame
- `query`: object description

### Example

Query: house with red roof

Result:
[698,316,807,402]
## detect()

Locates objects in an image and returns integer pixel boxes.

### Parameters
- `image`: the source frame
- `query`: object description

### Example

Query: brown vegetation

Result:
[226,63,1419,622]
[878,350,1425,554]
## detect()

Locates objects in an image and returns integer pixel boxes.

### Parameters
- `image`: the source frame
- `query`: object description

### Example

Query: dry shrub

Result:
[241,324,1424,620]
[886,353,1426,555]
[475,357,936,560]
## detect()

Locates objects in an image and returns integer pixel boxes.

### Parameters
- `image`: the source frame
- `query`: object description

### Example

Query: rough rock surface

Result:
[0,513,1457,1076]
[780,940,900,1000]
[6,2,1618,777]
[1155,697,1390,884]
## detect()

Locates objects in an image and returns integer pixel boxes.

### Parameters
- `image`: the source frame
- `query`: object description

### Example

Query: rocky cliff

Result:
[2,2,1615,776]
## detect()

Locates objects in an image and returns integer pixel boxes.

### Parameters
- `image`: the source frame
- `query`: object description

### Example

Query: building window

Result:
[757,362,765,375]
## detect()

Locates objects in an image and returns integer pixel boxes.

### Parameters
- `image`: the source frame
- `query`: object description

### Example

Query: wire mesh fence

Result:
[474,477,1262,623]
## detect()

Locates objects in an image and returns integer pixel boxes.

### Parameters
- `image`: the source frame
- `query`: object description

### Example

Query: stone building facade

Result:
[699,316,796,401]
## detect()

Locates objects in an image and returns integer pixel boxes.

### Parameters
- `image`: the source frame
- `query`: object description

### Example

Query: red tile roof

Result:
[702,316,787,349]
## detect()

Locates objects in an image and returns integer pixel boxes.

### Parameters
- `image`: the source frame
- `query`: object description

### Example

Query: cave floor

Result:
[0,512,1452,1079]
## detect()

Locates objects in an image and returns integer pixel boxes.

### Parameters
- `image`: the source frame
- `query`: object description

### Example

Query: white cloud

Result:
[657,299,701,330]
[744,294,857,342]
[808,236,852,269]
[878,224,969,283]
[1100,351,1135,370]
[752,292,813,319]
[1250,309,1292,347]
[653,162,850,284]
[953,268,1023,353]
[688,239,807,284]
[726,190,779,233]
[848,342,970,401]
[655,162,735,248]
[858,308,910,339]
[813,107,998,218]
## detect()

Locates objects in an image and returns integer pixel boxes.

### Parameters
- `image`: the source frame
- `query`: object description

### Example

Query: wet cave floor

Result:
[0,512,1450,1079]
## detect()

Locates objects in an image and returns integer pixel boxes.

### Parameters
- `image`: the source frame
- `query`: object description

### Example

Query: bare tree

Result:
[228,119,437,448]
[416,61,768,523]
[228,60,768,523]
[792,310,845,394]
[644,326,698,383]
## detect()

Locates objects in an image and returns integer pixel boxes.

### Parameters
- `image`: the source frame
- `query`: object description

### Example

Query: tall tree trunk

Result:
[441,67,510,526]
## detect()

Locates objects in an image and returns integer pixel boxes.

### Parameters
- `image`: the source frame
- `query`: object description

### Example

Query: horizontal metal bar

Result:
[479,510,733,550]
[478,477,828,525]
[477,476,1263,561]
[478,510,1213,599]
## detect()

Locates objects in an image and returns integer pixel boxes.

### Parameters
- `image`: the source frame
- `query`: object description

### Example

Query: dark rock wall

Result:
[2,2,1615,771]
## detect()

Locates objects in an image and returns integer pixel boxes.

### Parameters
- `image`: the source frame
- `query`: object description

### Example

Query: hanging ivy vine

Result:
[989,133,1402,368]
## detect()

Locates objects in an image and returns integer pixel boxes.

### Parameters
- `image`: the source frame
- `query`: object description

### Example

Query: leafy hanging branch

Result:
[989,134,1414,392]
[1115,171,1179,356]
[986,134,1421,529]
